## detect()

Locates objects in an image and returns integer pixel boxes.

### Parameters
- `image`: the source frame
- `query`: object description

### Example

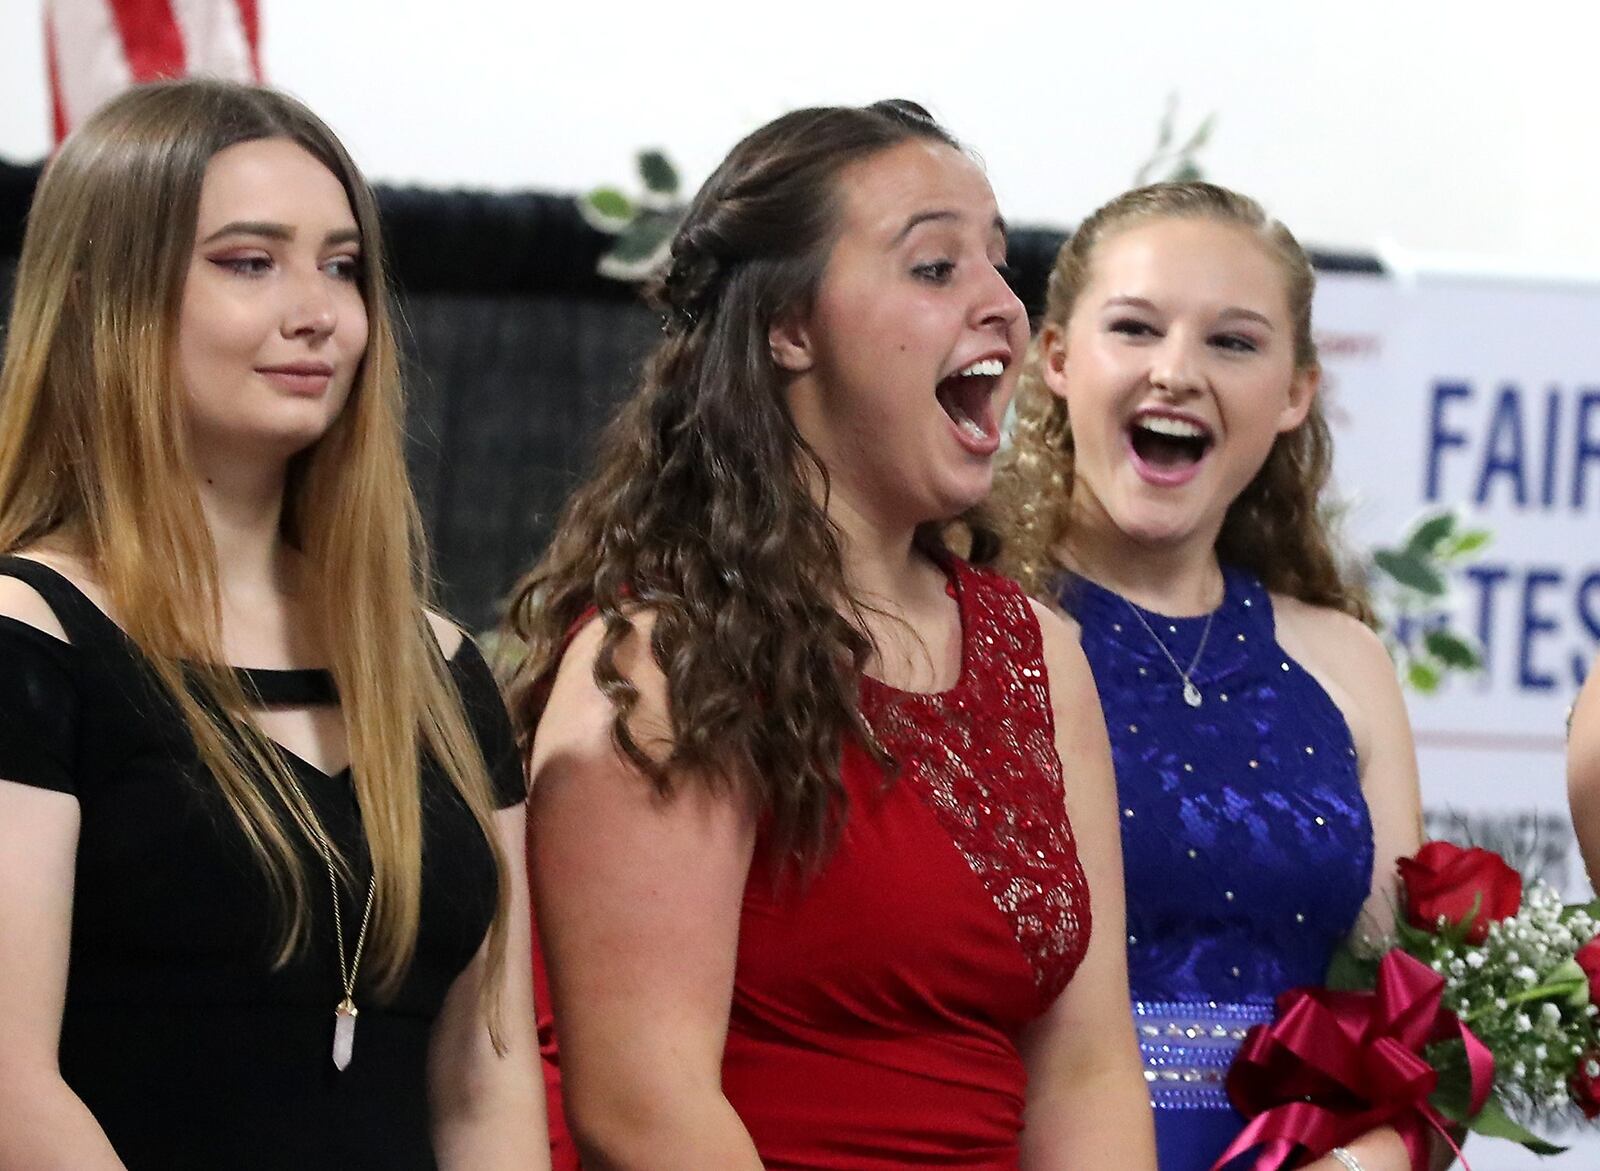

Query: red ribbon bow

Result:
[1210,950,1493,1171]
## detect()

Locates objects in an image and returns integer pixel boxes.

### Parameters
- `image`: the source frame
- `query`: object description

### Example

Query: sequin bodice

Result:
[1066,567,1373,1004]
[720,558,1090,1169]
[530,559,1094,1169]
[860,559,1092,999]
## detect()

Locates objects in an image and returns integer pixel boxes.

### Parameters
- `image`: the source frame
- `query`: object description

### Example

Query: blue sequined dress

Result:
[1063,566,1375,1171]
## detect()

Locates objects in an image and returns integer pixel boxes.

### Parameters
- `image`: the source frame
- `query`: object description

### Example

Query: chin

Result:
[1108,502,1205,548]
[928,485,992,527]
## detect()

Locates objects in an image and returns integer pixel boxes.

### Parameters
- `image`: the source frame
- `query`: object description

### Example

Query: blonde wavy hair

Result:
[0,80,511,1027]
[992,181,1371,623]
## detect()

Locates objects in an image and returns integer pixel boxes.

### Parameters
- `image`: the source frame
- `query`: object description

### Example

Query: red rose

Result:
[1396,841,1521,945]
[1573,1050,1600,1120]
[1578,938,1600,1005]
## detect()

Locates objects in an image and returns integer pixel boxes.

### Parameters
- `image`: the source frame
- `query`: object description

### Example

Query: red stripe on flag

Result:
[106,0,187,81]
[44,10,70,145]
[236,0,262,79]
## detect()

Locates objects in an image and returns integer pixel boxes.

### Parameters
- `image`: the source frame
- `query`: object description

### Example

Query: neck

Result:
[192,450,293,604]
[1060,496,1224,617]
[825,487,929,607]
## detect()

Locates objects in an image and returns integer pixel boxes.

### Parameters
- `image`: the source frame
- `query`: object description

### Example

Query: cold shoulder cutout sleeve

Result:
[0,618,80,794]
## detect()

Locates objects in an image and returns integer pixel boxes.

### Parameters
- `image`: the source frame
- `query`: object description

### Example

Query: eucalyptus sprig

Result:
[577,149,684,281]
[1368,508,1491,694]
[1133,93,1215,186]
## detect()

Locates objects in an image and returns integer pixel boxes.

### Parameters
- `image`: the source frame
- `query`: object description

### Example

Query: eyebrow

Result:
[1104,294,1274,329]
[892,210,1009,246]
[200,221,361,247]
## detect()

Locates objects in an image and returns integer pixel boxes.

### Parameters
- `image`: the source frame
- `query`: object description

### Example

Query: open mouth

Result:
[1127,411,1213,475]
[935,357,1004,447]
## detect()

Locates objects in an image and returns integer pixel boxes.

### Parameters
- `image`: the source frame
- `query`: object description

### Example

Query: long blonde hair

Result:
[0,80,511,1018]
[992,181,1371,622]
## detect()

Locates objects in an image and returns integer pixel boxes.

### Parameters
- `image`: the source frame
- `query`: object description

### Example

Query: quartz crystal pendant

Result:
[333,998,358,1071]
[1182,680,1203,708]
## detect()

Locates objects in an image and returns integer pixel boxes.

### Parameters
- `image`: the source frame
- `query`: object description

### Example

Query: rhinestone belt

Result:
[1133,999,1274,1110]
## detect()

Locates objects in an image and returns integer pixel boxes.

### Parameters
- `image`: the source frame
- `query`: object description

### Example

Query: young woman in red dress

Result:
[504,101,1156,1170]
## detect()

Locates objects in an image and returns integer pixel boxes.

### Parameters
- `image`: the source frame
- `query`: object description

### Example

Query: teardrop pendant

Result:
[332,997,358,1071]
[1182,680,1203,708]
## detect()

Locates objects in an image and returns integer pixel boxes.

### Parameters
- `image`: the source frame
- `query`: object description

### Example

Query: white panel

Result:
[45,0,132,135]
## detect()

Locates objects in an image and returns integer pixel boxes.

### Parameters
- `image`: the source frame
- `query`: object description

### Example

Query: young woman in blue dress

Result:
[992,182,1433,1171]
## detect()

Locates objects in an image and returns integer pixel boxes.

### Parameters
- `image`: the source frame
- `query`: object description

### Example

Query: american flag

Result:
[46,0,262,143]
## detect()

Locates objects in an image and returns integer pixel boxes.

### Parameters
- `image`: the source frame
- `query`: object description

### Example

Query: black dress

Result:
[0,556,525,1170]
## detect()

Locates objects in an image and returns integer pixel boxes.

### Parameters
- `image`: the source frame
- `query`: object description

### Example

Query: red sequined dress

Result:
[533,558,1092,1169]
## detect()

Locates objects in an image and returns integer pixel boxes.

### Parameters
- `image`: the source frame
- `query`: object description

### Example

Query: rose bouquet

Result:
[1212,841,1600,1170]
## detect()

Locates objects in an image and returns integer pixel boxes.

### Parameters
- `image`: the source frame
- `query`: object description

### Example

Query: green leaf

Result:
[596,210,678,281]
[576,187,635,234]
[1169,160,1203,182]
[1373,549,1447,597]
[1406,511,1457,555]
[1423,629,1480,670]
[637,150,680,196]
[1155,93,1176,151]
[1428,1042,1474,1121]
[1325,943,1377,991]
[1465,1096,1567,1154]
[1181,113,1216,154]
[1394,915,1440,951]
[1407,660,1441,693]
[1442,528,1492,559]
[1562,898,1600,923]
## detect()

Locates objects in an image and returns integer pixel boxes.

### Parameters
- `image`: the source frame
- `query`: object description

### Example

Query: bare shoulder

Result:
[423,609,466,661]
[0,550,91,643]
[1270,593,1394,694]
[0,578,68,642]
[1025,594,1082,644]
[531,606,672,774]
[1022,595,1103,724]
[1271,593,1410,778]
[1568,653,1600,791]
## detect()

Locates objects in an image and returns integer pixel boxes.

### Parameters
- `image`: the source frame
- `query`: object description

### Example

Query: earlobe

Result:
[768,314,814,374]
[1038,325,1070,402]
[1279,365,1320,432]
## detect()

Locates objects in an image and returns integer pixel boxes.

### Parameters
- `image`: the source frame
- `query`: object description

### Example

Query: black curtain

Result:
[0,159,1382,628]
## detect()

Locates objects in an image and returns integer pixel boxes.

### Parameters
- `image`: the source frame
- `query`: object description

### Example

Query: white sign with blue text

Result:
[1314,270,1600,1169]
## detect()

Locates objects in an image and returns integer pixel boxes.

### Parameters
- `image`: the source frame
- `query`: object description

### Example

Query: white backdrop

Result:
[7,1,1600,273]
[1317,270,1600,1167]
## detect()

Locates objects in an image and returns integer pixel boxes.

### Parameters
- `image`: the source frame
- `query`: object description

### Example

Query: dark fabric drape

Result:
[0,157,1384,626]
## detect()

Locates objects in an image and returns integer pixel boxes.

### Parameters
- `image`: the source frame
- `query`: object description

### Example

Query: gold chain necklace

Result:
[290,780,377,1072]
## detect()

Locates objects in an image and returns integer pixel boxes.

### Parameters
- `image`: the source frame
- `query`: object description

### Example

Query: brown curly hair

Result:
[503,100,993,869]
[991,181,1372,623]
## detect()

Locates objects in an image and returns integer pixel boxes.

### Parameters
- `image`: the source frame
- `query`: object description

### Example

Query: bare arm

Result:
[0,780,126,1170]
[1018,602,1156,1170]
[428,804,550,1170]
[1278,601,1446,1171]
[1568,654,1600,886]
[528,616,763,1171]
[0,579,127,1169]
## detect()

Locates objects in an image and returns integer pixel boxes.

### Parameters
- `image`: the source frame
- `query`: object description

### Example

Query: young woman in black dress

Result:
[0,80,547,1170]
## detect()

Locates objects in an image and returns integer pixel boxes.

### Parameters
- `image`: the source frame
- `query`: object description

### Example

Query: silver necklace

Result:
[290,780,377,1072]
[1123,599,1216,709]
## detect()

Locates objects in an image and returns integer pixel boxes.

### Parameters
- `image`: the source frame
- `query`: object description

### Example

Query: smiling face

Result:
[176,137,369,467]
[774,138,1027,533]
[1043,215,1317,551]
